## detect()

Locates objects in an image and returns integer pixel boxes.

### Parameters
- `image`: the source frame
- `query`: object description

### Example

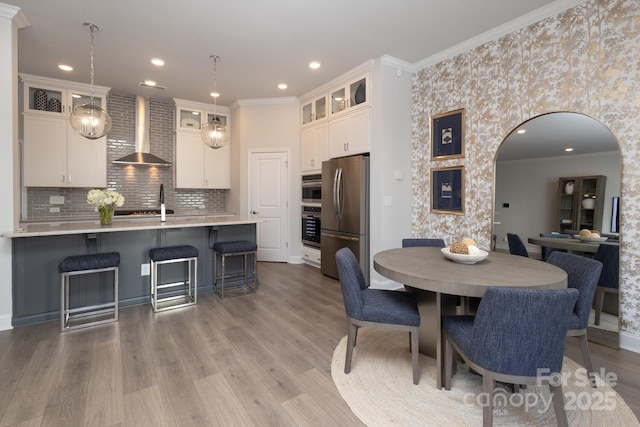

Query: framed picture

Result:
[431,108,465,160]
[431,166,464,214]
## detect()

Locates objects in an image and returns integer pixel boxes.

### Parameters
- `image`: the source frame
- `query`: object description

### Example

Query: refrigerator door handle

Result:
[321,231,360,242]
[333,168,340,219]
[336,167,344,220]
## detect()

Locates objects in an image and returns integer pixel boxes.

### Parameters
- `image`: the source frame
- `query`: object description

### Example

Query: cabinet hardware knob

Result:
[252,210,259,214]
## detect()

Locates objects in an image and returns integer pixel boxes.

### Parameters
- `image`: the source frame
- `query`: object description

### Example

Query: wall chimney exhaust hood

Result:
[113,96,171,167]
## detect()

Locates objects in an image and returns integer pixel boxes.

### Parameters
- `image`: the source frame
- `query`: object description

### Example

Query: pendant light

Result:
[201,55,228,149]
[69,23,112,140]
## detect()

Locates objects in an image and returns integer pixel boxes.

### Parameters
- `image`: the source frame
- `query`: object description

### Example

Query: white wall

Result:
[230,99,301,259]
[0,4,24,330]
[369,57,414,288]
[494,151,620,254]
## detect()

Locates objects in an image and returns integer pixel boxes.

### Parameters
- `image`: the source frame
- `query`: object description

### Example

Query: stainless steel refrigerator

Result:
[321,155,369,282]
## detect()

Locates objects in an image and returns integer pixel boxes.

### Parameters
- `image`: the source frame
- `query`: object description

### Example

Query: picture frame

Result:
[430,108,465,160]
[431,166,464,214]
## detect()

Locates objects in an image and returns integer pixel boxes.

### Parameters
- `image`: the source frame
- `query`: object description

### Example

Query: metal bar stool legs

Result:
[212,241,258,299]
[59,252,120,332]
[149,245,198,312]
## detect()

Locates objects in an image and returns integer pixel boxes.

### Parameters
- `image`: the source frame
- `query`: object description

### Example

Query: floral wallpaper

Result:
[412,0,640,337]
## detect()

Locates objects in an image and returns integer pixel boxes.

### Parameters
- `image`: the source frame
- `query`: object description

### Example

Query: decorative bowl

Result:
[441,247,489,264]
[574,235,608,243]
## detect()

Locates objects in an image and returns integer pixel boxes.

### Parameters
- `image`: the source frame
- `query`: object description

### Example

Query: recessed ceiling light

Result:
[516,129,526,134]
[144,80,157,87]
[192,111,200,115]
[151,58,165,66]
[278,83,288,90]
[210,91,220,98]
[58,64,73,71]
[565,147,574,152]
[309,61,321,69]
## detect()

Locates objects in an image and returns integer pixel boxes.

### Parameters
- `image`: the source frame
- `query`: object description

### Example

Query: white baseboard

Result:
[620,331,640,354]
[0,313,13,331]
[289,256,304,264]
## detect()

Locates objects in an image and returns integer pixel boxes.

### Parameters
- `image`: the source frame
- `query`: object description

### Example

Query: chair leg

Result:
[550,384,569,427]
[594,288,604,326]
[482,374,494,427]
[345,322,358,374]
[577,334,597,387]
[411,327,419,385]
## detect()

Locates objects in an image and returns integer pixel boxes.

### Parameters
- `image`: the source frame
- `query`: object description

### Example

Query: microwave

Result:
[302,173,322,203]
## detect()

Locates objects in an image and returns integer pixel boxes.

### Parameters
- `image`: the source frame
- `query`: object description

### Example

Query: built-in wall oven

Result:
[302,205,321,248]
[302,173,322,203]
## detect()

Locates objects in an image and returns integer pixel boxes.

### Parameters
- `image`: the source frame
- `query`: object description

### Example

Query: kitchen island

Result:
[2,215,263,327]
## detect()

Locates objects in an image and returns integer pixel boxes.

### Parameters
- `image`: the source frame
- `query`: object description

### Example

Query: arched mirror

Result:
[494,112,620,347]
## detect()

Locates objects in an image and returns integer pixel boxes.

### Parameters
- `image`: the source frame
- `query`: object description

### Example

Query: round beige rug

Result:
[331,329,639,426]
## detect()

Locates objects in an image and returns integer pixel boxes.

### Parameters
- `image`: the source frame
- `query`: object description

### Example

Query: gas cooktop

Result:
[114,209,175,216]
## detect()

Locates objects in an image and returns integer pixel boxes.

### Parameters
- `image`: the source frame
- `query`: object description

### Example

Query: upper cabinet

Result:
[301,123,328,172]
[557,175,607,233]
[20,74,109,188]
[174,99,231,189]
[301,94,328,127]
[21,73,108,117]
[329,73,369,117]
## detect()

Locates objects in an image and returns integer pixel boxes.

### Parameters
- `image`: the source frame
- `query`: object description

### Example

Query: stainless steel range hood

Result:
[113,96,171,167]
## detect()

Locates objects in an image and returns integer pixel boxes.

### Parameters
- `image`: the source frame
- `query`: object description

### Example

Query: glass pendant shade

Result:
[70,103,112,139]
[69,22,112,140]
[201,118,228,149]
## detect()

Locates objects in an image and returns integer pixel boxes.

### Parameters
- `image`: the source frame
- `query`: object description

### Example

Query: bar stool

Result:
[59,252,119,332]
[149,245,198,312]
[212,240,258,298]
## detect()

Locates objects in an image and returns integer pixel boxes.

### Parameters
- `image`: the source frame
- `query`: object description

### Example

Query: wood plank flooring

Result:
[0,262,639,426]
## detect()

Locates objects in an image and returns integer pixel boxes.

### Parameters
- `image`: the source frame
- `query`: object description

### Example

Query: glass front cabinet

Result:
[301,94,327,127]
[330,73,369,116]
[557,175,606,233]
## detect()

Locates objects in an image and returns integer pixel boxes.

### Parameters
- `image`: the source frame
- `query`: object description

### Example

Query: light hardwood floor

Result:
[0,262,638,426]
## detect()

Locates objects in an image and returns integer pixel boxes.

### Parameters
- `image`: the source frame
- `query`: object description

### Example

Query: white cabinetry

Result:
[329,73,369,116]
[301,246,321,267]
[328,107,370,158]
[301,123,328,172]
[20,74,109,188]
[301,94,327,127]
[174,99,231,189]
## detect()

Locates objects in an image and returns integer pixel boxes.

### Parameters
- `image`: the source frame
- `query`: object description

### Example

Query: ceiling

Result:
[5,0,559,106]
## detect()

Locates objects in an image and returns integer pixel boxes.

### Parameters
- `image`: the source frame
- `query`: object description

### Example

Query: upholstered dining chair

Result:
[506,233,528,257]
[539,232,571,261]
[335,247,421,384]
[593,244,619,326]
[401,238,445,248]
[443,287,578,427]
[545,251,603,387]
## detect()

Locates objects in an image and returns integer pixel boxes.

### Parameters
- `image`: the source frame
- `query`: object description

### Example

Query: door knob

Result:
[252,210,259,214]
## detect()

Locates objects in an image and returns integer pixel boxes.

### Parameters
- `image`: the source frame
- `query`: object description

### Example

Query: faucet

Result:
[159,183,164,206]
[159,184,166,222]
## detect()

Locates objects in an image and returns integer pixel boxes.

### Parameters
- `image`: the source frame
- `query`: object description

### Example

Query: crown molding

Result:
[380,55,416,74]
[0,4,28,28]
[413,0,589,70]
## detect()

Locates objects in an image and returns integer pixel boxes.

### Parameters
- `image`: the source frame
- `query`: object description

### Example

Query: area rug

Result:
[331,329,639,426]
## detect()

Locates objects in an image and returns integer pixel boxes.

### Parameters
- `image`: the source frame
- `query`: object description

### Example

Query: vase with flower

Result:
[87,189,125,225]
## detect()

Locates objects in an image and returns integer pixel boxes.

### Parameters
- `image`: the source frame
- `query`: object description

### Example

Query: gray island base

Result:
[2,216,261,327]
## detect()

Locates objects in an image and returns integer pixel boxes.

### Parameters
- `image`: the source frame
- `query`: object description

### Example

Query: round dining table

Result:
[373,246,567,389]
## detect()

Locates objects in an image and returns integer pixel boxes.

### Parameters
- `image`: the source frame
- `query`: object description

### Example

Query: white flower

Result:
[87,189,125,208]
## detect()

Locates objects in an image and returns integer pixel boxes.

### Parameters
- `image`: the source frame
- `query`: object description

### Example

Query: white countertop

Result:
[1,215,263,238]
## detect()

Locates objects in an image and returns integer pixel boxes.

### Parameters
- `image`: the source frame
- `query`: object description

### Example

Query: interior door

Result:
[249,151,289,262]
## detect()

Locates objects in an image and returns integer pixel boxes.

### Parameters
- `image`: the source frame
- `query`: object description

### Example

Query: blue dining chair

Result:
[539,232,571,261]
[506,233,528,257]
[545,251,603,387]
[443,287,579,427]
[593,244,619,326]
[335,247,421,384]
[402,238,445,248]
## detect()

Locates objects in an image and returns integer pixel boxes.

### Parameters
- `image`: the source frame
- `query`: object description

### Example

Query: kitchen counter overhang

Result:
[2,215,264,238]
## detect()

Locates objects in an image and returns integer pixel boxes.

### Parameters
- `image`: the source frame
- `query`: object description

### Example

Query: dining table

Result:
[527,235,618,254]
[373,246,568,389]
